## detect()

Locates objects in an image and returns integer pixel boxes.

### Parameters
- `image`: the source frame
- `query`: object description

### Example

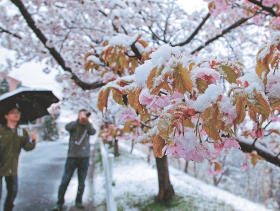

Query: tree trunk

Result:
[147,146,153,163]
[155,155,175,202]
[130,139,135,153]
[184,161,189,173]
[114,139,119,157]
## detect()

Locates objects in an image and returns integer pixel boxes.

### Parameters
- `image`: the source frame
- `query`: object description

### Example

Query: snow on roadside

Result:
[93,142,272,211]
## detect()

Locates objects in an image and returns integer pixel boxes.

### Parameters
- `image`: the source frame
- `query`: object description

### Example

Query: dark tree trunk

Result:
[114,138,119,157]
[130,139,135,153]
[155,155,175,202]
[184,161,189,173]
[147,146,153,163]
[213,175,222,186]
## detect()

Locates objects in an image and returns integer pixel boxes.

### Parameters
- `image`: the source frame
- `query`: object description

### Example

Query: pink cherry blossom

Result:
[253,15,264,26]
[241,163,249,171]
[118,108,138,122]
[262,0,278,7]
[170,90,184,102]
[208,169,224,176]
[102,72,117,83]
[139,89,170,110]
[205,0,231,16]
[162,132,211,162]
[200,129,207,136]
[212,138,240,158]
[251,127,264,138]
[270,115,280,122]
[196,71,220,84]
[223,138,240,149]
[139,89,154,105]
[272,17,280,26]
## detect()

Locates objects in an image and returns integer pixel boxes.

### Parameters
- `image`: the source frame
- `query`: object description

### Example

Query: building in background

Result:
[0,73,22,93]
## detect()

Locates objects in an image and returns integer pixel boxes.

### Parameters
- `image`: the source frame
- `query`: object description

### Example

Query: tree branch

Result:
[148,26,165,44]
[172,13,211,47]
[10,0,105,90]
[238,139,280,167]
[163,3,174,43]
[131,40,142,61]
[0,26,22,39]
[248,0,278,16]
[191,16,250,54]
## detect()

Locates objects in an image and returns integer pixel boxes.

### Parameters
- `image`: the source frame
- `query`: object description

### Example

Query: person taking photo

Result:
[53,109,96,211]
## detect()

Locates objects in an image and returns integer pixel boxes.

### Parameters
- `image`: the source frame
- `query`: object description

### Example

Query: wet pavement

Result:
[0,139,96,211]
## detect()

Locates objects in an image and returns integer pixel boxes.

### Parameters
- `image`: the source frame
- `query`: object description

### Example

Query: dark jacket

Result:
[65,120,96,158]
[0,125,35,176]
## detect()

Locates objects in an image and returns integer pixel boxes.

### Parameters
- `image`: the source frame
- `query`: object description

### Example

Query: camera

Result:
[81,112,91,118]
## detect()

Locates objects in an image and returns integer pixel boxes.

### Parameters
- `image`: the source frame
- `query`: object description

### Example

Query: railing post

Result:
[99,140,117,211]
[108,153,114,185]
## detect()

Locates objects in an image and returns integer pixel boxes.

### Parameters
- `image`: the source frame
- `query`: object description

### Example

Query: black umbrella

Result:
[0,87,59,124]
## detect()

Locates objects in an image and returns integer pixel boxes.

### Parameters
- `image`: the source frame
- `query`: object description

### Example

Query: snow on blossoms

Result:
[162,130,212,162]
[135,44,181,88]
[266,71,280,99]
[191,67,220,85]
[139,88,184,111]
[238,71,264,95]
[162,128,241,162]
[218,95,236,124]
[117,107,139,124]
[213,138,240,157]
[139,89,169,110]
[189,84,223,112]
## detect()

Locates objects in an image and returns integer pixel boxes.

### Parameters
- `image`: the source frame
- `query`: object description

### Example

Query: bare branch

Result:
[172,13,211,47]
[163,3,174,42]
[238,139,280,167]
[148,26,165,44]
[59,29,71,52]
[191,16,251,54]
[0,26,22,39]
[98,9,107,17]
[130,40,142,61]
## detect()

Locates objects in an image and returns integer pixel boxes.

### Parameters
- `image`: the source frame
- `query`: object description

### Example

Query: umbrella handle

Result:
[27,121,37,142]
[27,121,33,135]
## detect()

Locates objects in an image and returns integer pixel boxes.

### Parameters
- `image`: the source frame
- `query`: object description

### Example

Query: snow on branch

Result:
[10,0,105,90]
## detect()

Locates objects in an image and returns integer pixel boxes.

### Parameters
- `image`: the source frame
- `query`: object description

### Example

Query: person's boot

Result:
[75,202,85,209]
[4,203,14,211]
[52,204,63,211]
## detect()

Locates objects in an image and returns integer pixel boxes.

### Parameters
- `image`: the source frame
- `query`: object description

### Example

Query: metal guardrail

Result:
[99,140,117,211]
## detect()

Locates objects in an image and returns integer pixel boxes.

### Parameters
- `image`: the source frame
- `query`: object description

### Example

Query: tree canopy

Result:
[1,0,280,166]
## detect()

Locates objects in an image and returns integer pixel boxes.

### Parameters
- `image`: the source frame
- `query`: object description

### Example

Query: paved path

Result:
[0,139,97,211]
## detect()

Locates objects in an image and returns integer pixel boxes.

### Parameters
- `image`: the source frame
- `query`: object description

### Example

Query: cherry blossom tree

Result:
[2,0,280,202]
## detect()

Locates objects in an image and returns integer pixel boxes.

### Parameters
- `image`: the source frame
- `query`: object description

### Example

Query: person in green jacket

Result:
[0,106,37,211]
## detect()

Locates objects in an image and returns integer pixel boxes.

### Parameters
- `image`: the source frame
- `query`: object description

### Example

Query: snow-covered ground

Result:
[93,141,273,211]
[0,135,274,211]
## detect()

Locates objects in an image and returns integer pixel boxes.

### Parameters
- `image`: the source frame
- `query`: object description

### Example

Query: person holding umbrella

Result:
[0,105,37,211]
[53,109,96,211]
